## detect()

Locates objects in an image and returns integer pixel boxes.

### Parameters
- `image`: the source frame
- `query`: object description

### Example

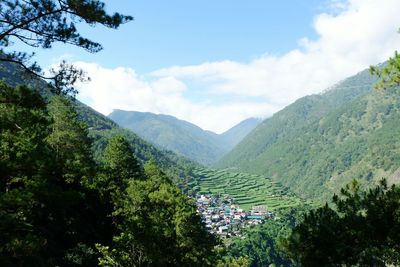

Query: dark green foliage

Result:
[97,160,218,267]
[284,180,400,266]
[47,96,95,185]
[89,126,199,188]
[0,82,51,265]
[0,57,200,191]
[97,135,143,215]
[0,82,113,266]
[220,207,309,267]
[226,222,292,267]
[102,135,143,182]
[218,68,400,199]
[108,110,260,165]
[0,81,217,266]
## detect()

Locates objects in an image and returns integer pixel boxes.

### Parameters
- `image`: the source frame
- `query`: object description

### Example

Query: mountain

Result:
[217,67,400,199]
[0,61,197,184]
[108,110,260,165]
[220,117,262,148]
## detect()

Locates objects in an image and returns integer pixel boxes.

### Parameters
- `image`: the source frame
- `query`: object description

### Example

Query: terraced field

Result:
[190,168,304,211]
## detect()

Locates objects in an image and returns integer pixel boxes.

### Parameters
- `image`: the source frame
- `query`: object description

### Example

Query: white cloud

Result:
[75,0,400,134]
[75,62,273,133]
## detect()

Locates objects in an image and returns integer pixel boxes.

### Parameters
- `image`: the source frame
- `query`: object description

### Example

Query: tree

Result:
[0,0,132,95]
[97,161,218,267]
[370,28,400,90]
[102,136,143,182]
[99,135,143,207]
[47,95,95,186]
[370,50,400,90]
[0,81,51,266]
[0,82,113,266]
[221,207,304,267]
[284,180,400,266]
[216,256,251,267]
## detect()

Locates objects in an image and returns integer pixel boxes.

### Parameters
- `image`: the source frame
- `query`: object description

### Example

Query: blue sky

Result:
[35,0,323,72]
[12,0,400,133]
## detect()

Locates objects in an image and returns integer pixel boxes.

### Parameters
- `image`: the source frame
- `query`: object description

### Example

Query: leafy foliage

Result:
[284,180,400,266]
[220,207,310,267]
[96,151,218,266]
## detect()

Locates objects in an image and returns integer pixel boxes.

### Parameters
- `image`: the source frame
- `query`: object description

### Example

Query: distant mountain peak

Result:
[108,110,260,165]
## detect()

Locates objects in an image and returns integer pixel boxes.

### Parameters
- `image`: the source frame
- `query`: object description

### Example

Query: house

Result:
[246,215,265,220]
[211,215,220,222]
[251,205,267,215]
[218,226,228,234]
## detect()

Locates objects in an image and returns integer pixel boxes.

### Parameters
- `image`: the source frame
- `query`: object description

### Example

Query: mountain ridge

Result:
[108,110,261,165]
[217,66,400,199]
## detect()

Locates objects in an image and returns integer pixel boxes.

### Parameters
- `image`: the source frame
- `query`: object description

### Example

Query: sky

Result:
[17,0,400,133]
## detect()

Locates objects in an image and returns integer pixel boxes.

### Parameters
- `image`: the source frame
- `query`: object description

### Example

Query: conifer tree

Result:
[0,83,112,266]
[97,160,217,267]
[284,180,400,266]
[0,82,52,266]
[47,95,95,186]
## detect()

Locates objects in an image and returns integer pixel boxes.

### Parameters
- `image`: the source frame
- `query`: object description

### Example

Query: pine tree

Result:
[0,0,132,94]
[0,82,52,266]
[99,135,143,209]
[47,96,95,186]
[284,180,400,266]
[97,160,217,267]
[0,83,112,266]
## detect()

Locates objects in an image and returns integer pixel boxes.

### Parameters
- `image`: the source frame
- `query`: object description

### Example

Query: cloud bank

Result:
[76,0,400,133]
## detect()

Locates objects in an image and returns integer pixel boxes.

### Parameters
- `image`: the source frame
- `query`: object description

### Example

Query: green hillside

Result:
[108,110,260,165]
[217,68,400,199]
[191,168,304,211]
[220,117,262,148]
[0,61,197,183]
[108,110,228,165]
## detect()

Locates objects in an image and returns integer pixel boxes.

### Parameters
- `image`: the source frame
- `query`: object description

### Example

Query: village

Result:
[195,194,274,238]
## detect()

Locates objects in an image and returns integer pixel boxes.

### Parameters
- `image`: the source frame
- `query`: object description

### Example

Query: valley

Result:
[108,109,261,165]
[2,1,400,265]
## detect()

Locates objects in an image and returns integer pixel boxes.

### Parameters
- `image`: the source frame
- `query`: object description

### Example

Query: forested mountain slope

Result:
[220,117,262,148]
[0,62,197,183]
[217,68,400,199]
[108,110,227,165]
[108,110,260,165]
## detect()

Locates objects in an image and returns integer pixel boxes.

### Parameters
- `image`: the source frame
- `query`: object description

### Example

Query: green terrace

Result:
[192,168,305,211]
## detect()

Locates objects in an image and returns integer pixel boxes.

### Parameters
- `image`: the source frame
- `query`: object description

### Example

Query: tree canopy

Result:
[370,50,400,90]
[0,0,132,95]
[370,28,400,90]
[0,81,113,266]
[284,180,400,266]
